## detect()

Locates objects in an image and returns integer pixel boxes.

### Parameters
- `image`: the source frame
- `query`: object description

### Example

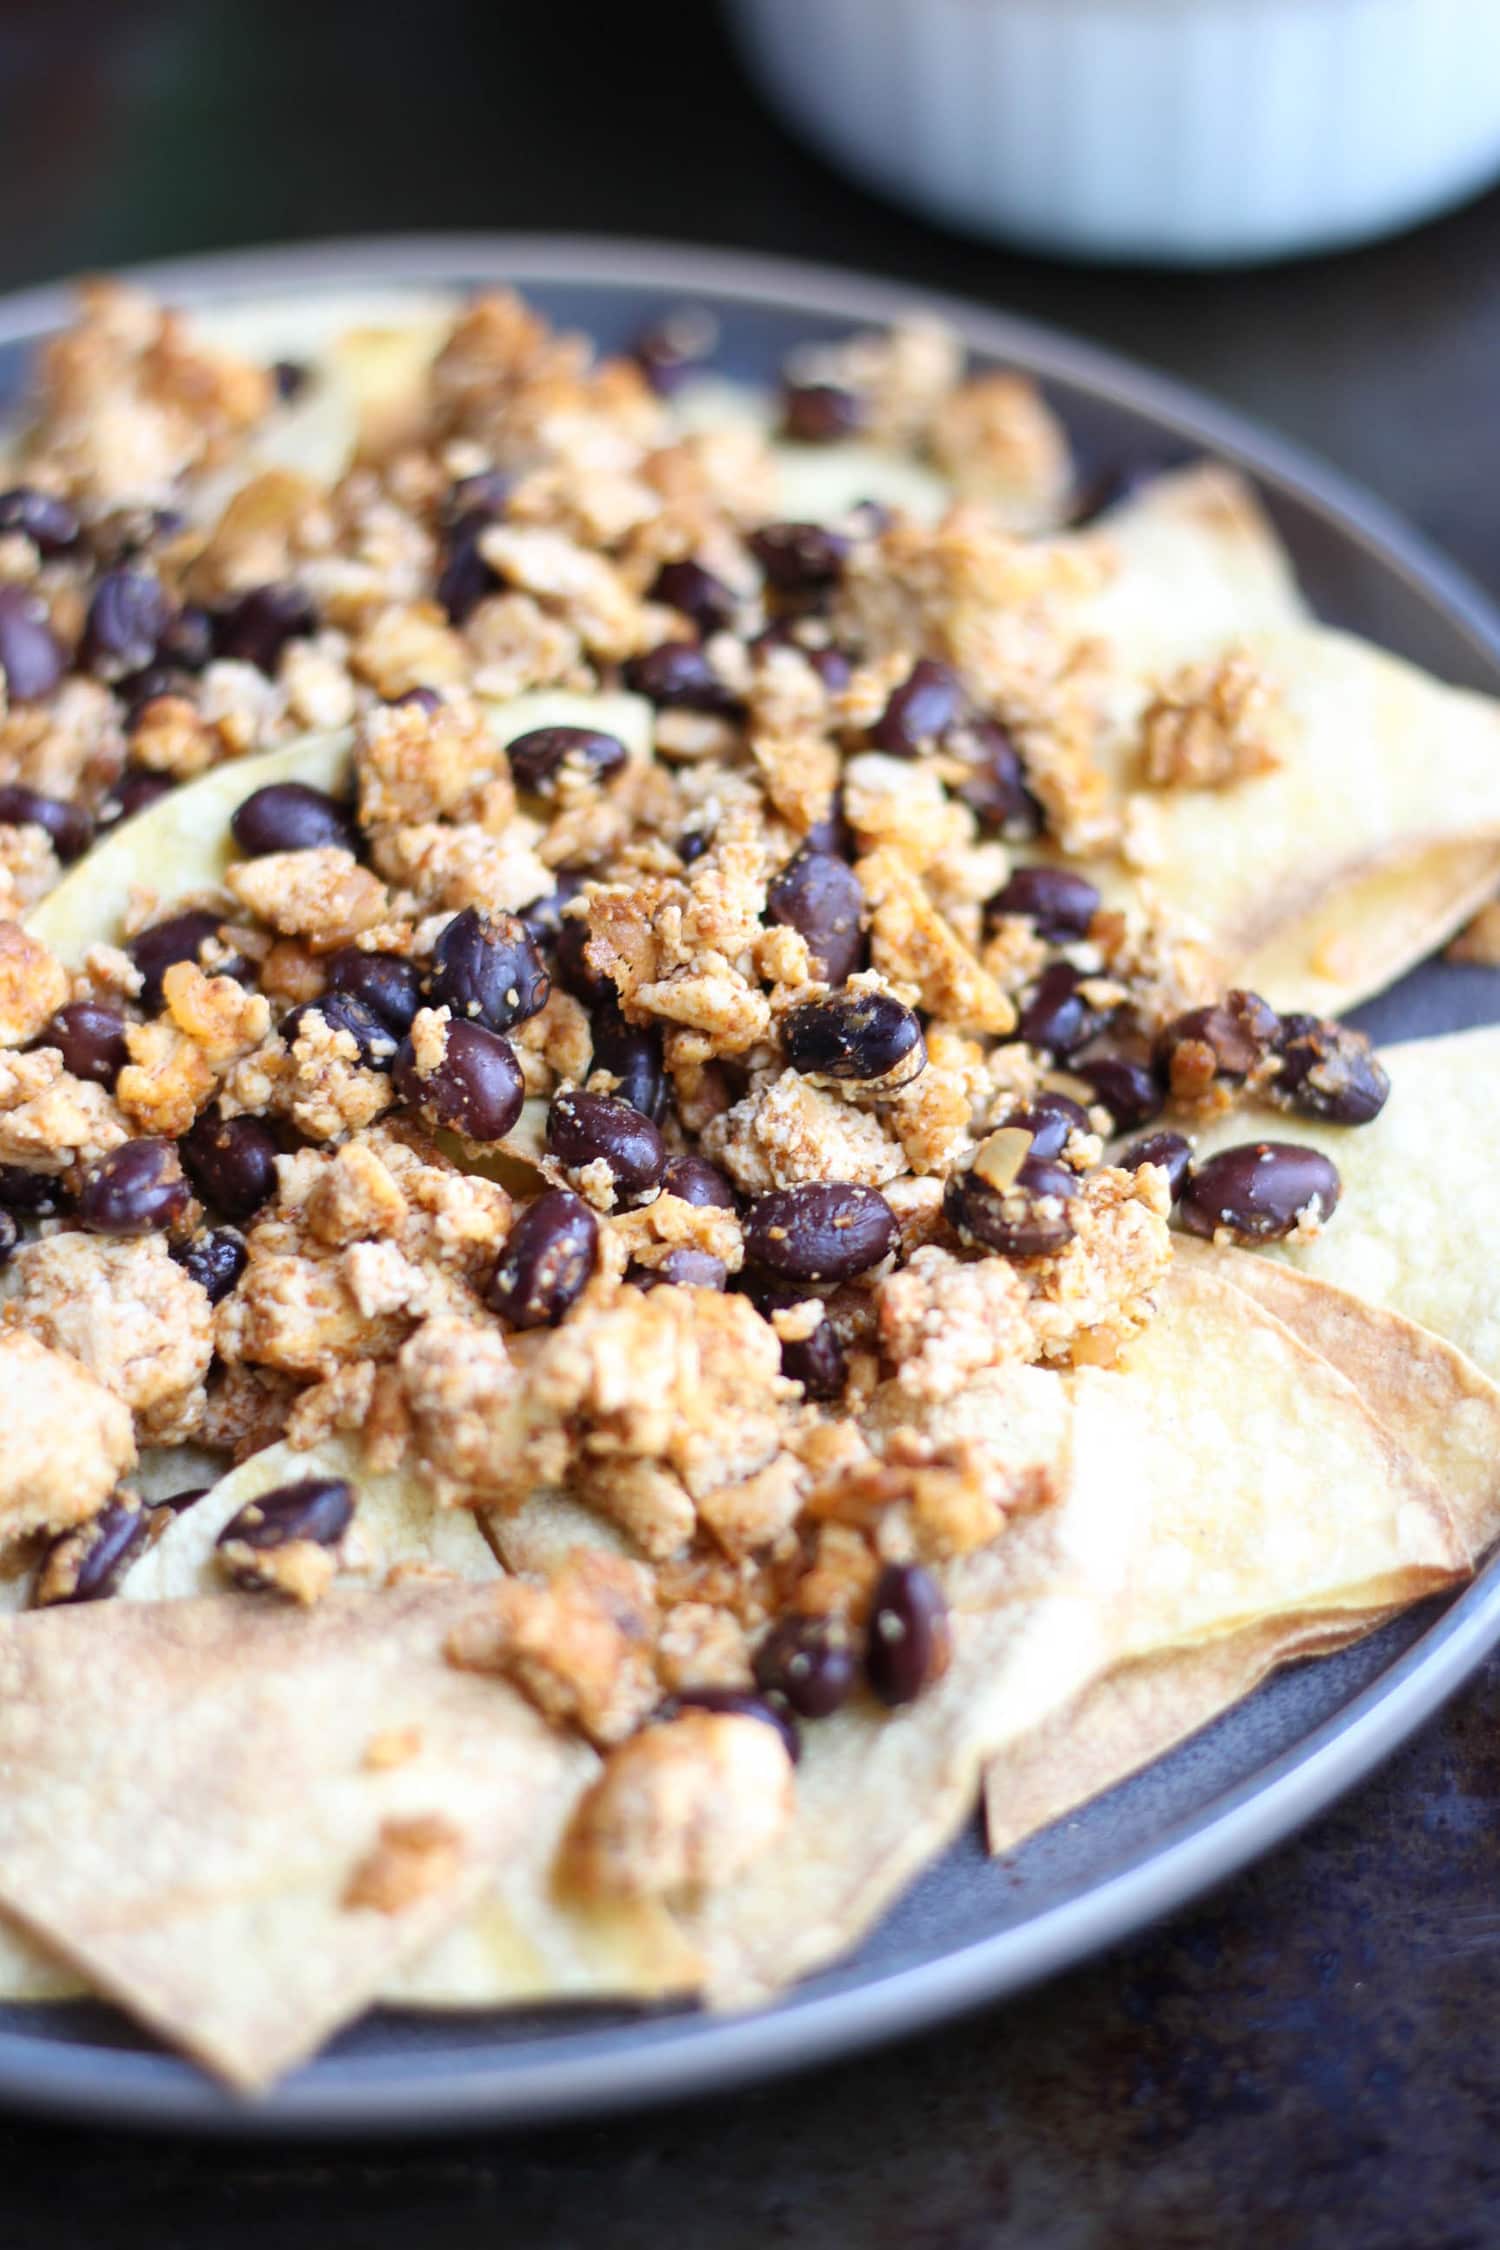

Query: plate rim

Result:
[1,230,1498,2135]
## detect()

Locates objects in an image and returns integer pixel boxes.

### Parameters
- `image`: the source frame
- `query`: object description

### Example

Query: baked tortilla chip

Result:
[0,1585,595,2090]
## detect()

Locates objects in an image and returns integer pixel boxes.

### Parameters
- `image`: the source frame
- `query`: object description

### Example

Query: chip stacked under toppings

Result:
[0,278,1491,2088]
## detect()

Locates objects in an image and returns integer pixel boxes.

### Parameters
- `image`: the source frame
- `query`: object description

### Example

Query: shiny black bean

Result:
[1079,1055,1163,1132]
[1008,1092,1091,1161]
[748,521,851,597]
[129,908,231,1012]
[120,662,194,717]
[590,999,665,1120]
[0,783,91,862]
[77,1138,191,1236]
[783,988,925,1085]
[660,1687,800,1765]
[546,1088,665,1200]
[1118,1130,1193,1201]
[0,485,79,554]
[230,781,355,857]
[486,1188,598,1328]
[436,509,500,624]
[80,567,168,678]
[42,1000,128,1087]
[745,1181,897,1283]
[0,1208,17,1267]
[506,724,628,795]
[753,1614,856,1719]
[869,659,962,755]
[1179,1141,1341,1244]
[954,717,1042,839]
[178,1111,279,1221]
[552,915,611,1003]
[648,558,737,636]
[281,991,396,1070]
[628,1248,727,1291]
[0,584,63,701]
[807,644,853,691]
[986,865,1100,940]
[1272,1014,1390,1126]
[217,1476,353,1560]
[443,469,511,526]
[324,947,423,1037]
[766,847,864,985]
[176,1226,248,1304]
[390,684,442,713]
[99,767,174,828]
[779,381,863,445]
[213,582,317,671]
[866,1561,952,1707]
[661,1154,736,1209]
[428,906,550,1033]
[677,818,714,863]
[783,1317,848,1401]
[519,872,584,949]
[629,309,717,396]
[801,794,854,859]
[272,357,309,401]
[623,640,738,713]
[1155,991,1281,1094]
[159,603,214,671]
[944,1152,1077,1258]
[393,1019,524,1142]
[34,1496,149,1606]
[0,1164,65,1214]
[1017,963,1103,1057]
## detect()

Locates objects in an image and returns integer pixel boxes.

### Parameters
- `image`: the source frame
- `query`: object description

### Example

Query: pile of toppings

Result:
[0,282,1393,1907]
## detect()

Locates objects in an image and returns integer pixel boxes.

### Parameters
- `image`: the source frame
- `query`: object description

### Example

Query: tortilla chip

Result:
[0,1585,595,2089]
[1188,1025,1500,1389]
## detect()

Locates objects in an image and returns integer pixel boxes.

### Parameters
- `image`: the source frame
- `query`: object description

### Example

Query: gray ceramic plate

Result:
[2,236,1498,2135]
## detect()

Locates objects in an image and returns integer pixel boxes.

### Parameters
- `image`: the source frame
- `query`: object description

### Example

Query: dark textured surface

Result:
[3,2,1500,2239]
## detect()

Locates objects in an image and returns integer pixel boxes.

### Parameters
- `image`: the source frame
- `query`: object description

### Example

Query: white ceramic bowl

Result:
[726,0,1500,266]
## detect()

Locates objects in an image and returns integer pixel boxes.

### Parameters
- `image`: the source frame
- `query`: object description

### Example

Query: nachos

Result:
[0,278,1492,2089]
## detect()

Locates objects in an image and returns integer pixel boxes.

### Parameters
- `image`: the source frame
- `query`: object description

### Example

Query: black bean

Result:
[80,568,168,678]
[649,559,737,636]
[745,1181,897,1284]
[660,1687,800,1765]
[869,659,963,756]
[954,717,1042,839]
[767,847,864,985]
[1179,1141,1341,1244]
[120,663,195,718]
[783,1316,848,1401]
[780,381,864,445]
[590,999,665,1120]
[99,766,174,828]
[623,640,738,713]
[34,1496,149,1606]
[324,947,423,1037]
[1008,1092,1091,1161]
[77,1138,191,1236]
[1272,1014,1390,1126]
[677,818,713,863]
[393,1018,524,1142]
[801,793,854,859]
[506,724,628,795]
[486,1188,598,1328]
[944,1151,1077,1258]
[436,509,501,625]
[1118,1130,1193,1200]
[866,1561,951,1707]
[217,1476,354,1563]
[661,1153,736,1209]
[42,1000,128,1087]
[546,1088,665,1200]
[749,521,851,599]
[158,603,214,672]
[230,781,355,857]
[808,644,853,691]
[176,1225,248,1304]
[1079,1055,1163,1132]
[272,357,309,401]
[178,1111,279,1221]
[986,865,1100,940]
[1017,962,1104,1057]
[129,908,229,1012]
[628,1248,728,1291]
[442,469,511,526]
[0,1208,16,1267]
[0,1164,65,1214]
[520,872,584,949]
[390,684,442,713]
[214,582,318,671]
[753,1614,856,1719]
[0,585,63,701]
[552,915,611,1003]
[783,988,925,1085]
[428,906,550,1033]
[281,992,397,1070]
[0,485,79,554]
[1155,991,1281,1095]
[0,783,91,862]
[629,309,716,396]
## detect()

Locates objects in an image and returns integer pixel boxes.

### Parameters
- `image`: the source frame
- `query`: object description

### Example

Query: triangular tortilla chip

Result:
[0,1585,597,2090]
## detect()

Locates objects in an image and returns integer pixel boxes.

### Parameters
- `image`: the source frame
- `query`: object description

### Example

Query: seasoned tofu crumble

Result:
[0,280,1398,1911]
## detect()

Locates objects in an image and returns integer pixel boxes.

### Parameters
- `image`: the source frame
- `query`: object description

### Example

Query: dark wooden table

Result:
[3,6,1499,2242]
